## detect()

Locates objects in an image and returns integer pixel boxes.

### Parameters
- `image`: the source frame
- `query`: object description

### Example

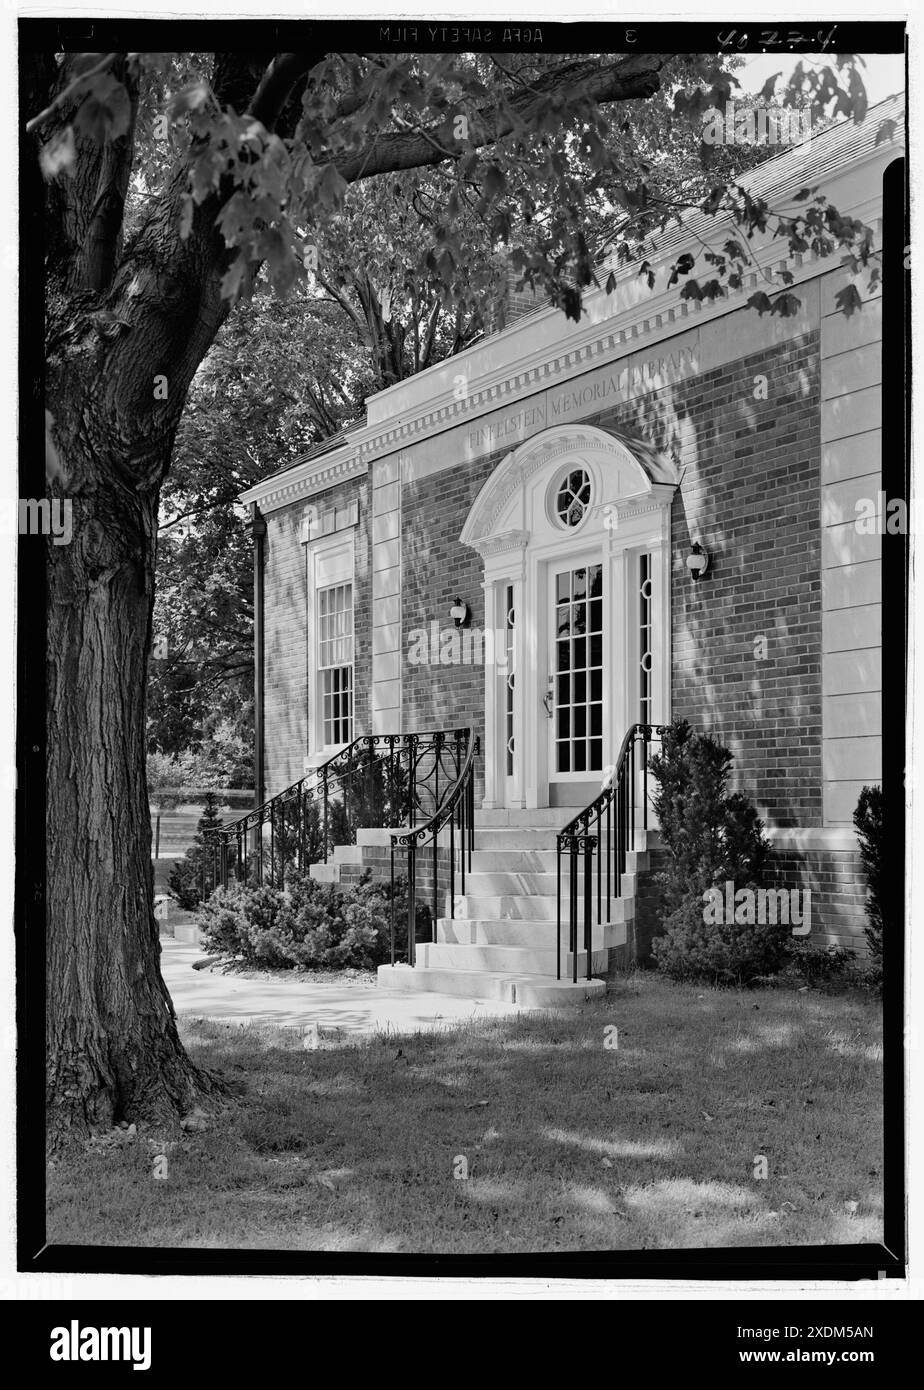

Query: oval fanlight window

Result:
[555,467,592,527]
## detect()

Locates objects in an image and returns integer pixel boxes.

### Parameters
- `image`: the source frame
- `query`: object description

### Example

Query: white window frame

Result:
[306,530,355,757]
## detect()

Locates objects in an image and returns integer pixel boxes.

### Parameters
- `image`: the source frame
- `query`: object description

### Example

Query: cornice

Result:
[241,145,891,511]
[472,529,531,559]
[241,454,368,514]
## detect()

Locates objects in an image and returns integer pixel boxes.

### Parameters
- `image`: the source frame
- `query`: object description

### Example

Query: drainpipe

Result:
[252,505,267,809]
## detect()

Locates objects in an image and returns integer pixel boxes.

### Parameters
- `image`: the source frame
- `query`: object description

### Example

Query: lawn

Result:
[46,974,883,1253]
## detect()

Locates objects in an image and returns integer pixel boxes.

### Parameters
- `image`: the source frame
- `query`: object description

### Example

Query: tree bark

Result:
[42,173,239,1141]
[44,443,213,1136]
[44,294,227,1141]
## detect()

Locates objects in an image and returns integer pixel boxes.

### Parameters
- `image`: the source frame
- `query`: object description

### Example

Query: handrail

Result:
[389,730,480,968]
[557,723,669,984]
[201,728,470,895]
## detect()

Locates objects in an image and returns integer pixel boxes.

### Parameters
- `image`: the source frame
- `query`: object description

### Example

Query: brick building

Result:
[239,99,903,997]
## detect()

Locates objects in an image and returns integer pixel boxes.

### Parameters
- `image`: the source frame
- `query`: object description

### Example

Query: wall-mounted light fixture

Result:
[686,541,710,581]
[449,597,470,628]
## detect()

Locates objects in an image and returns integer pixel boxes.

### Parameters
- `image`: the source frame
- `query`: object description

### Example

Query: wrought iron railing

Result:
[556,723,668,983]
[389,730,479,967]
[201,729,470,895]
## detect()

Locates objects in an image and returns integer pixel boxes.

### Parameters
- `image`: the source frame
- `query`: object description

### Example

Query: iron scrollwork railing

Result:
[389,731,480,968]
[201,729,470,896]
[556,723,668,984]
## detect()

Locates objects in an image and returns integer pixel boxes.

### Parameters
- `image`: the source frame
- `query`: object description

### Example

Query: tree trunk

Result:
[36,51,305,1143]
[42,210,233,1139]
[44,397,217,1141]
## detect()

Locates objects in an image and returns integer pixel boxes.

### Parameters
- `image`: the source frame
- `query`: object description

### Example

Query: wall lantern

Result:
[686,541,710,581]
[449,597,470,628]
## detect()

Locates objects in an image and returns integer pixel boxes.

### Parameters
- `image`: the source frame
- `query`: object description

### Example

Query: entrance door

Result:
[547,560,605,796]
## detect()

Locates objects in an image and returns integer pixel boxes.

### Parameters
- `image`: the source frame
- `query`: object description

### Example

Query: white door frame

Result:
[461,425,676,811]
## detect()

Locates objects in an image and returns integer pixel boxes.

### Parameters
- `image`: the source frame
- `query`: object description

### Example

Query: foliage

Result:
[649,720,770,911]
[784,942,859,988]
[168,793,224,911]
[197,870,429,970]
[853,785,883,969]
[650,893,794,986]
[647,719,783,984]
[147,723,253,794]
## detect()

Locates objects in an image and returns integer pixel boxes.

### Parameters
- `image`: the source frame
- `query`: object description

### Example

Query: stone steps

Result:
[449,868,639,898]
[416,941,609,975]
[435,916,626,949]
[341,811,650,1008]
[376,962,606,1008]
[450,891,634,923]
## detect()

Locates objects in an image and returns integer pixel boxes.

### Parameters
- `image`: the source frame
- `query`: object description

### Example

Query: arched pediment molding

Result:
[459,424,678,554]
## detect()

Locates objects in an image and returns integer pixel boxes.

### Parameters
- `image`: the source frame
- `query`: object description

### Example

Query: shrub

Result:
[648,720,784,984]
[168,792,223,910]
[197,870,429,972]
[785,942,858,987]
[853,785,883,972]
[652,893,793,985]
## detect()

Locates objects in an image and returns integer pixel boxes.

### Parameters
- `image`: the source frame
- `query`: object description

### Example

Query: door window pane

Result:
[554,563,604,774]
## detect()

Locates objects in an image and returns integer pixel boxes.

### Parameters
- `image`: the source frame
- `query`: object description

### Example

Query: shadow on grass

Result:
[46,973,883,1254]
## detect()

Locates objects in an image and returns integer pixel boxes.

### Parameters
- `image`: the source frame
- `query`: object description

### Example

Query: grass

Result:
[46,973,883,1253]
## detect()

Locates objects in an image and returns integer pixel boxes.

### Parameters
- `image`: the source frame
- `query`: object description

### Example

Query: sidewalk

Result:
[160,939,527,1038]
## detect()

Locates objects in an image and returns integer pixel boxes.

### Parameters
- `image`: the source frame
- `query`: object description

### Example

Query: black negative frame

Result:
[15,16,909,1280]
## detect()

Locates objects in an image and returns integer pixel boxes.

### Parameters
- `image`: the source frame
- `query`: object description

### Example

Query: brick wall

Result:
[401,453,503,800]
[591,331,823,829]
[398,333,822,829]
[629,833,871,963]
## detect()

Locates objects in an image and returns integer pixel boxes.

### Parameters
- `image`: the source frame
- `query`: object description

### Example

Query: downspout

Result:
[252,505,267,809]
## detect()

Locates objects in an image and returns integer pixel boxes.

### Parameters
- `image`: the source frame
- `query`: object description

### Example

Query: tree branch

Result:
[80,57,140,291]
[332,53,670,184]
[25,52,119,133]
[247,52,316,127]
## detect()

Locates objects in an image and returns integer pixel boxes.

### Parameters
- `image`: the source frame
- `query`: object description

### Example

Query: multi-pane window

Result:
[505,585,515,777]
[318,582,353,746]
[555,468,592,527]
[639,554,653,725]
[554,564,604,773]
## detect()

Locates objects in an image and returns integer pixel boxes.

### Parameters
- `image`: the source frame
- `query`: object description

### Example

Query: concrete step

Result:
[476,808,574,827]
[454,868,638,898]
[331,844,365,864]
[436,916,629,947]
[472,827,648,853]
[456,870,559,896]
[450,893,634,923]
[469,849,559,872]
[173,923,203,946]
[356,822,649,855]
[309,862,340,883]
[376,963,606,1008]
[417,941,609,975]
[451,893,558,921]
[472,828,561,850]
[356,827,407,847]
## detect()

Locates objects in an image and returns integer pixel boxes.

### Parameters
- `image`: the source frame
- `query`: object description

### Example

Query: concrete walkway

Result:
[160,939,527,1038]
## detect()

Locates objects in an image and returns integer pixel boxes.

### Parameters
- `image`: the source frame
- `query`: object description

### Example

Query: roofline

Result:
[241,94,903,512]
